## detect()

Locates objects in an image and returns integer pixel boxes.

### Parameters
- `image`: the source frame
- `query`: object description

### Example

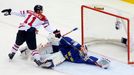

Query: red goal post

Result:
[81,5,134,64]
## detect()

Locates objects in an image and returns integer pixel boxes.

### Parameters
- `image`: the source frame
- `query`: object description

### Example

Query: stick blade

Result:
[73,27,78,31]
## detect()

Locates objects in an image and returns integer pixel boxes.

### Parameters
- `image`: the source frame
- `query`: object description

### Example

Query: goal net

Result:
[81,5,134,64]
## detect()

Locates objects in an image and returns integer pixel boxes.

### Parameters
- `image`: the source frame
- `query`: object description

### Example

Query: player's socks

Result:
[8,44,20,60]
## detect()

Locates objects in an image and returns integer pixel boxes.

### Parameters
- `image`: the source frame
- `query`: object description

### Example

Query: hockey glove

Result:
[53,29,61,38]
[1,9,12,16]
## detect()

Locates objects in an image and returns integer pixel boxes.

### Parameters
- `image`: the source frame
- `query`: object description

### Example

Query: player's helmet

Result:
[34,5,43,12]
[53,29,61,38]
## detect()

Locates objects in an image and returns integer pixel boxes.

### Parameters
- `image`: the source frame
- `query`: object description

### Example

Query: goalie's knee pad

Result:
[97,58,110,69]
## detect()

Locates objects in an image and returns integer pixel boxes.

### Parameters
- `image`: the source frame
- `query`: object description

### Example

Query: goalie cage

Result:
[81,5,134,64]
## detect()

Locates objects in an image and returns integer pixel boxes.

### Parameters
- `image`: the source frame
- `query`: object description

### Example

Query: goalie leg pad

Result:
[41,51,65,66]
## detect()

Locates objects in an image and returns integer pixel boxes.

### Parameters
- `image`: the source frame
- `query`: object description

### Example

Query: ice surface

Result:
[0,0,134,75]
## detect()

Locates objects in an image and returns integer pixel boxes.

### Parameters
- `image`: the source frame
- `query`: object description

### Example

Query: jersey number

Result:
[24,15,36,26]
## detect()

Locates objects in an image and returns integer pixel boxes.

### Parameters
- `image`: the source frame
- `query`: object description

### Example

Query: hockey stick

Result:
[62,27,78,36]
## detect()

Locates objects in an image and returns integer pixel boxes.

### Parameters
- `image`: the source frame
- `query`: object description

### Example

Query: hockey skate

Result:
[8,52,15,60]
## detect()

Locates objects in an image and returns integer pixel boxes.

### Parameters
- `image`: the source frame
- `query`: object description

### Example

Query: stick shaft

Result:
[62,27,78,36]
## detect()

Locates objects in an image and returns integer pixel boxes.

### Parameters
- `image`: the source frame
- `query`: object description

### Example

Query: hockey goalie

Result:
[19,30,110,69]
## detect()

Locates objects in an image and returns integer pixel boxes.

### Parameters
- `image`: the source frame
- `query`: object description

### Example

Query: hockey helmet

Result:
[53,29,61,38]
[34,5,43,12]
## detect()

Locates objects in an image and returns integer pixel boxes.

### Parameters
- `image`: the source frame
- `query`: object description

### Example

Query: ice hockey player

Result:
[19,31,65,69]
[20,30,111,69]
[1,5,58,68]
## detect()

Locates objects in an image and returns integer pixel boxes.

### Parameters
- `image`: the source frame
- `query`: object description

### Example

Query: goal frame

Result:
[81,5,134,64]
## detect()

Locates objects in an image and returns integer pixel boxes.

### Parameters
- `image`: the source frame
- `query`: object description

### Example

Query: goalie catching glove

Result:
[1,9,12,16]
